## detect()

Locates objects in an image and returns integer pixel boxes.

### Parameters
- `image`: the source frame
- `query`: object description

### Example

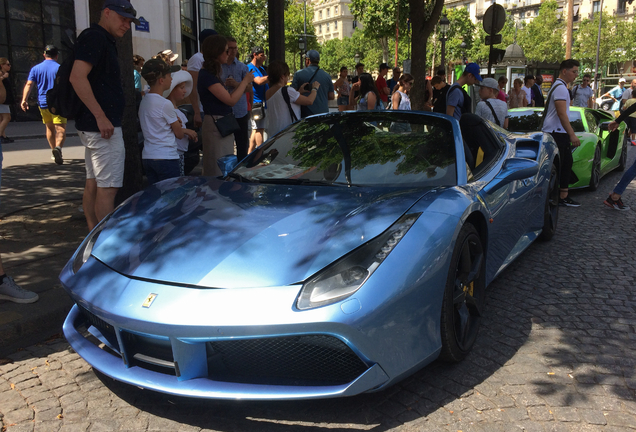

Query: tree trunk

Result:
[89,0,142,205]
[409,0,445,110]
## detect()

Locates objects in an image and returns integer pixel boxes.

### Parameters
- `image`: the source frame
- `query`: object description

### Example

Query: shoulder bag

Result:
[538,81,564,130]
[214,112,240,137]
[251,66,267,121]
[298,67,321,118]
[484,100,502,127]
[281,86,298,123]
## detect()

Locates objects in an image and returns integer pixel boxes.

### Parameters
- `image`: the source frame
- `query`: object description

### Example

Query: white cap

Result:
[619,77,626,83]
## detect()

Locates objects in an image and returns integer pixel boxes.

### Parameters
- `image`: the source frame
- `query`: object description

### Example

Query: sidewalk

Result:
[1,125,86,356]
[4,119,78,141]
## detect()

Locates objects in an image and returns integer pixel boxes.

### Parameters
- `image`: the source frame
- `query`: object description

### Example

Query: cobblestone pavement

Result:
[1,157,636,431]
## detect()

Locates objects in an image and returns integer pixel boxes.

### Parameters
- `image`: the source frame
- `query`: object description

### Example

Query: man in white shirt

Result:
[570,74,594,108]
[521,74,535,107]
[620,78,636,111]
[541,59,581,207]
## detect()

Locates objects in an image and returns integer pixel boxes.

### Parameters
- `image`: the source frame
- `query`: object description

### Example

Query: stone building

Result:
[311,0,361,43]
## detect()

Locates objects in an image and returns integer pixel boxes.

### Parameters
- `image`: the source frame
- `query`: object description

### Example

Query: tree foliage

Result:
[349,0,410,61]
[517,0,564,63]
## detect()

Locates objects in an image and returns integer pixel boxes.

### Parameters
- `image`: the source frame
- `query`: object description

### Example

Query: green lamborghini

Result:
[508,107,628,190]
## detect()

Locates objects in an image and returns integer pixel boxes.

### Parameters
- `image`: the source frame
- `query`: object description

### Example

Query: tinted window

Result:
[233,112,458,187]
[508,109,585,133]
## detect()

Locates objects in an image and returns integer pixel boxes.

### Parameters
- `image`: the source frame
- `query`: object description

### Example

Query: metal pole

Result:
[594,0,603,106]
[441,37,446,78]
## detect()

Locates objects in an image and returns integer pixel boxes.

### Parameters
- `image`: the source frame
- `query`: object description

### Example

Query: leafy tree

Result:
[214,0,235,39]
[350,0,410,62]
[517,0,564,63]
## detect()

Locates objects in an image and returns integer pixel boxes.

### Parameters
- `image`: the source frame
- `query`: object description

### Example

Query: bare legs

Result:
[83,178,118,231]
[0,113,10,138]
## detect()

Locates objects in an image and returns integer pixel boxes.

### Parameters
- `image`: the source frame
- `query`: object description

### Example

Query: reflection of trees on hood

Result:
[286,115,455,177]
[509,112,541,133]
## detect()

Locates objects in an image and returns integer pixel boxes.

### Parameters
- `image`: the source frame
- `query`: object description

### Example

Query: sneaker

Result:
[632,140,636,146]
[604,195,630,210]
[559,196,581,207]
[0,276,39,304]
[52,146,63,165]
[1,136,14,143]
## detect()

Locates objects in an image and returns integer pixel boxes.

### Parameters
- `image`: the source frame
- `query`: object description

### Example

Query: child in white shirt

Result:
[164,70,198,175]
[139,58,184,185]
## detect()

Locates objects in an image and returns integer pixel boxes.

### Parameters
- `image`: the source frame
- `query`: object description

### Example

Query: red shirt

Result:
[497,89,508,103]
[376,76,388,103]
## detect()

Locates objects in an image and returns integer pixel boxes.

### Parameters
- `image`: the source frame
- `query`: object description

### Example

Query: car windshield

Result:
[232,112,458,187]
[508,109,586,133]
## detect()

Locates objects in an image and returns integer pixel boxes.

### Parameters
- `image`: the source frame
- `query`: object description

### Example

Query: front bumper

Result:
[64,304,391,400]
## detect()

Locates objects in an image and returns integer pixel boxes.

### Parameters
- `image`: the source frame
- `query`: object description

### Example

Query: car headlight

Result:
[296,213,421,310]
[72,215,111,274]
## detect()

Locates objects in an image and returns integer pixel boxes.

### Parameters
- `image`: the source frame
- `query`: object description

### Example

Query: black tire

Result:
[601,101,613,111]
[439,223,486,363]
[618,133,628,172]
[589,144,602,191]
[539,163,559,241]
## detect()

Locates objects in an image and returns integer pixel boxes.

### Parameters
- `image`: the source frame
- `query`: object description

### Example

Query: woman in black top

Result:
[198,35,253,176]
[0,58,15,143]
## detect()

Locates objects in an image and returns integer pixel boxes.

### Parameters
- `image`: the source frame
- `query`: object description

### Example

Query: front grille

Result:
[206,335,368,386]
[77,304,120,351]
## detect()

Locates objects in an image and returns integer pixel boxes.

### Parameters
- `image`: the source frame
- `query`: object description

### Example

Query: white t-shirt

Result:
[139,93,179,160]
[521,85,533,105]
[267,86,301,136]
[571,84,594,107]
[542,79,570,134]
[175,108,189,154]
[187,52,204,113]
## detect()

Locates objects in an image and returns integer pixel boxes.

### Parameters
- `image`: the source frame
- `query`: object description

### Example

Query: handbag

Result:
[214,113,240,137]
[251,102,265,121]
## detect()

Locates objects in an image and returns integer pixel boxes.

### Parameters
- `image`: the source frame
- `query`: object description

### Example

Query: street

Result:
[1,138,636,431]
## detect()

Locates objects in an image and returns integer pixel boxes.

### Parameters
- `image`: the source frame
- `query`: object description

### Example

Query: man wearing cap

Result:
[20,45,67,165]
[291,50,334,116]
[602,78,626,111]
[69,0,139,230]
[475,77,509,129]
[222,37,252,162]
[446,62,482,120]
[247,46,269,153]
[187,28,218,128]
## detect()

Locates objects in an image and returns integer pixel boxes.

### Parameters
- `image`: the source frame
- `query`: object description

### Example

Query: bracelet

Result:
[311,88,317,92]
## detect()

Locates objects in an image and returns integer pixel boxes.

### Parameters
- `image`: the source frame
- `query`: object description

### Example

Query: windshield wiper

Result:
[255,178,358,187]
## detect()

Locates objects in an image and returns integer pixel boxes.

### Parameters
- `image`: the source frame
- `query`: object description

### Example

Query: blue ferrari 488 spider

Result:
[62,111,559,400]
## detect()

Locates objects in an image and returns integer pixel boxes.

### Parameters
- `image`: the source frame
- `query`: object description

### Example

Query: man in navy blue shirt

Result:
[247,46,269,153]
[69,0,139,230]
[20,45,67,165]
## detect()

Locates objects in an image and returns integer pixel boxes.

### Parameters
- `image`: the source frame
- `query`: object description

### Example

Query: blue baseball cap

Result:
[307,50,320,63]
[103,0,140,25]
[464,63,483,81]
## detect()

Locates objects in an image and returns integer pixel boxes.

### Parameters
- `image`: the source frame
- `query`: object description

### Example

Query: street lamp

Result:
[298,36,306,69]
[439,14,450,76]
[354,52,360,71]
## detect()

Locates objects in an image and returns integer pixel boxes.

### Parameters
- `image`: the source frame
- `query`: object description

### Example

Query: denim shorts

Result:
[142,159,181,185]
[337,96,350,106]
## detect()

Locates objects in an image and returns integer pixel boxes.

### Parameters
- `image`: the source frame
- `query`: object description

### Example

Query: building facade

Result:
[311,0,361,43]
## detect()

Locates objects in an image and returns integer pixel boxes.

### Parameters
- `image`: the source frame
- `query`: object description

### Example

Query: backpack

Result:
[46,29,89,119]
[447,84,472,115]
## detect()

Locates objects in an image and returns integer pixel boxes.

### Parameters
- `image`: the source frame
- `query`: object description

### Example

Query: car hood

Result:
[91,177,430,288]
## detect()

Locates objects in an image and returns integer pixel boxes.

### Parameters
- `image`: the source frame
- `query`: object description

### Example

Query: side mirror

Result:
[598,121,611,132]
[217,154,238,177]
[483,157,539,194]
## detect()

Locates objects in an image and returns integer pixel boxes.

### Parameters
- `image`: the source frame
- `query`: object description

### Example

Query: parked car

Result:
[508,107,628,190]
[61,111,559,400]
